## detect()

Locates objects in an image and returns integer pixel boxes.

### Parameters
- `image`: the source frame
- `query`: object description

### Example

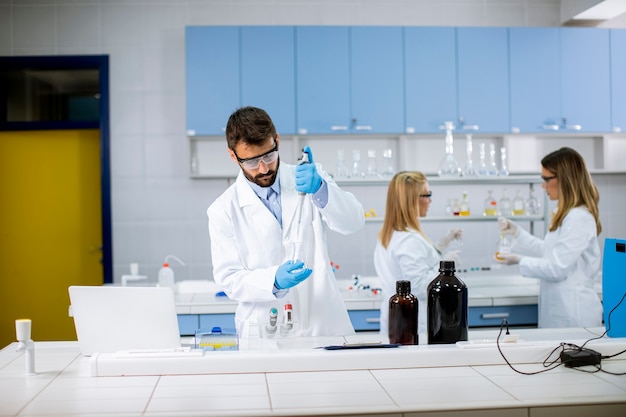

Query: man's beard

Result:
[243,159,279,187]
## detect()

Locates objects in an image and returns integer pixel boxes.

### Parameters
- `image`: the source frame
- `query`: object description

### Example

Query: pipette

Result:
[291,149,309,262]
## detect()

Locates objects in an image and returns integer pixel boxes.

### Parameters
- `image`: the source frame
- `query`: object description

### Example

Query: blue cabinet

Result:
[510,27,611,133]
[296,26,351,134]
[185,26,240,136]
[611,29,626,132]
[348,310,381,331]
[456,27,510,133]
[404,27,457,133]
[350,27,404,134]
[468,305,538,327]
[296,26,403,134]
[177,313,236,336]
[241,26,296,134]
[178,314,200,336]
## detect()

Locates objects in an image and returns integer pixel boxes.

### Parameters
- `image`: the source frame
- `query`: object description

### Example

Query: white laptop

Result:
[68,286,181,356]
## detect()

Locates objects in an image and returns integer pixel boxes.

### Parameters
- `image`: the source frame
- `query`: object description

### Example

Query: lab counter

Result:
[2,328,625,416]
[174,267,551,333]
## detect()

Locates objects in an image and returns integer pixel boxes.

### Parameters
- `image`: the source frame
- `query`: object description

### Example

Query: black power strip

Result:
[560,348,602,368]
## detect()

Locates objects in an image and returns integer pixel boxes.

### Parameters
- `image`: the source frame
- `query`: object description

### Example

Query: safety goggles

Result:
[234,141,279,170]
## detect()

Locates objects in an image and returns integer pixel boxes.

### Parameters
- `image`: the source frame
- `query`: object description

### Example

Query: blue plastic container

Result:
[602,238,626,337]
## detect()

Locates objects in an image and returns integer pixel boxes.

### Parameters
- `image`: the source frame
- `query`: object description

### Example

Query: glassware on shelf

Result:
[351,149,363,178]
[366,149,378,177]
[477,142,488,177]
[495,233,511,261]
[382,148,395,177]
[452,198,461,216]
[483,190,498,216]
[499,188,512,216]
[512,190,526,216]
[526,184,542,215]
[438,121,461,177]
[459,191,470,216]
[463,133,475,177]
[335,149,349,179]
[499,147,509,176]
[487,143,498,176]
[445,199,453,216]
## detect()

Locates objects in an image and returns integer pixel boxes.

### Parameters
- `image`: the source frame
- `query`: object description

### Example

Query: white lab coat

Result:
[207,162,364,337]
[374,231,441,339]
[512,207,603,328]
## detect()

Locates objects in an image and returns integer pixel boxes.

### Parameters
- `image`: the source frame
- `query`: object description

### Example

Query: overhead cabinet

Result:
[611,29,626,133]
[509,27,611,133]
[296,26,404,134]
[185,26,296,136]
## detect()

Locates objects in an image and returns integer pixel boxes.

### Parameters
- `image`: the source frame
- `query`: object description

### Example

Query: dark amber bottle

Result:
[427,260,468,344]
[388,280,418,345]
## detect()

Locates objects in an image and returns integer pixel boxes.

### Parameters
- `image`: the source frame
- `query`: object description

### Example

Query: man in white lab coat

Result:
[207,106,364,338]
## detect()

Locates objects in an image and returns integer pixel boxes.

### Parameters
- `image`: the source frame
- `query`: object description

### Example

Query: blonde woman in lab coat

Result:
[497,147,603,328]
[208,107,364,338]
[374,171,462,340]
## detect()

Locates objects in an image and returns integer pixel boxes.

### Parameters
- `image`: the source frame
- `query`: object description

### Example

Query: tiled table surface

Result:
[2,328,625,417]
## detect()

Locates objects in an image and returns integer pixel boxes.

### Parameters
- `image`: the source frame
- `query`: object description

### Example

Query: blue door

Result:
[296,26,351,134]
[404,27,457,133]
[241,26,296,134]
[457,27,510,133]
[350,27,404,134]
[185,26,240,136]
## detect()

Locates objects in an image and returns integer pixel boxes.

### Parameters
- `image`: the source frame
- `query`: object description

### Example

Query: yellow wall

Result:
[0,130,102,345]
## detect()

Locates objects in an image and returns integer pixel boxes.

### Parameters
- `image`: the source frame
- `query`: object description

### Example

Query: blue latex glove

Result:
[274,260,312,290]
[295,146,322,194]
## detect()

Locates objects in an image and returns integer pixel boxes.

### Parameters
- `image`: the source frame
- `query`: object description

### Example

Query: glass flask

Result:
[512,190,526,216]
[487,143,498,176]
[463,133,475,177]
[382,148,395,177]
[445,199,453,216]
[459,191,470,216]
[526,185,541,215]
[483,190,498,216]
[427,261,468,344]
[499,188,512,216]
[388,280,418,345]
[335,149,349,179]
[452,198,461,216]
[366,149,378,177]
[499,146,509,176]
[351,149,363,178]
[495,233,512,261]
[438,121,461,177]
[477,142,488,176]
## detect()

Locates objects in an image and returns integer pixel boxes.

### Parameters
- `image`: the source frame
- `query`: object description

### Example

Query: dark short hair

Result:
[225,106,277,150]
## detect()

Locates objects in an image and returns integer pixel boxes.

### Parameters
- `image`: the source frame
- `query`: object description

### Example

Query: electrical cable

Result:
[495,292,626,375]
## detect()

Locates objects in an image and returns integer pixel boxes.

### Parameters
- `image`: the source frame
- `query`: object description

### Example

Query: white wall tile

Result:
[56,4,100,48]
[142,91,186,135]
[12,5,56,49]
[110,133,145,178]
[109,90,144,135]
[107,47,145,91]
[99,3,144,48]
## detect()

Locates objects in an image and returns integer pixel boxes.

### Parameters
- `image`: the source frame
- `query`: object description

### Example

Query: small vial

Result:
[284,303,293,330]
[452,198,461,216]
[459,191,470,216]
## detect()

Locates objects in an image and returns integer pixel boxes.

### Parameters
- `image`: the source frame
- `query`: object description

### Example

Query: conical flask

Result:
[438,122,461,177]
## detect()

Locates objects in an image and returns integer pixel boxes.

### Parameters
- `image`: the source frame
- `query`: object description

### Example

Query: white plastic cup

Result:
[16,319,31,341]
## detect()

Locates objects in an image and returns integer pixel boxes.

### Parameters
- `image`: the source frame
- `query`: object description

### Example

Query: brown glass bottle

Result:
[388,280,418,345]
[427,260,468,344]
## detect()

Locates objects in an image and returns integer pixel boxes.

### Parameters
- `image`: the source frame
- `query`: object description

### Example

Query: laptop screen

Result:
[68,286,181,356]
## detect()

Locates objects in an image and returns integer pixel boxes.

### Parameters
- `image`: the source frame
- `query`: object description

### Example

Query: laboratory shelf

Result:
[364,214,545,223]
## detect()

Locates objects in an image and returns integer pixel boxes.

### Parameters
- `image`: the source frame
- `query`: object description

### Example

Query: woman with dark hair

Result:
[497,147,602,328]
[374,171,462,340]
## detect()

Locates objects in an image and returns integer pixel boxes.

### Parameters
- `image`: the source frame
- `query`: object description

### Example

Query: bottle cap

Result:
[439,260,456,271]
[163,262,169,267]
[284,304,292,310]
[396,280,411,294]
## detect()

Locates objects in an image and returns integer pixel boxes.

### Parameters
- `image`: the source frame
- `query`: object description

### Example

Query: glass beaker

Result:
[438,121,461,177]
[512,190,526,216]
[483,190,498,216]
[335,149,349,178]
[499,189,512,217]
[382,148,394,177]
[351,149,363,178]
[366,149,378,177]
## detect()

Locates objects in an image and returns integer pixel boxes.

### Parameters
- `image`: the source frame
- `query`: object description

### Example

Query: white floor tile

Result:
[158,373,266,386]
[36,385,155,401]
[146,395,270,413]
[271,390,395,409]
[266,369,374,384]
[502,380,626,400]
[154,382,267,398]
[20,398,148,415]
[372,366,481,380]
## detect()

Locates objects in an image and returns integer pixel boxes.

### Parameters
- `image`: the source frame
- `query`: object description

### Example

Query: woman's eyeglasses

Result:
[541,175,557,183]
[420,191,433,198]
[233,141,279,170]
